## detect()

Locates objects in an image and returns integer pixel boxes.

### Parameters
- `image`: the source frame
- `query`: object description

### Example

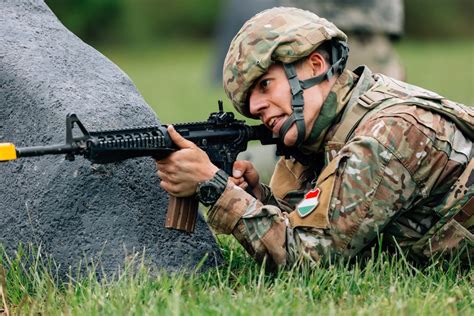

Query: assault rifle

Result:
[0,101,279,233]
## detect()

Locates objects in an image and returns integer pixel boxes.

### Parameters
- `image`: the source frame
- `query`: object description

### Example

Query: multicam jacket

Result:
[208,66,473,268]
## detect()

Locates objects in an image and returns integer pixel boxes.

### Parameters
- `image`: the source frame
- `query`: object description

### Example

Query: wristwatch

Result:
[196,169,229,206]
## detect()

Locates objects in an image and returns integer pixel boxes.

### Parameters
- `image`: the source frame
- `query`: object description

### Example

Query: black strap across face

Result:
[279,40,349,147]
[279,63,306,146]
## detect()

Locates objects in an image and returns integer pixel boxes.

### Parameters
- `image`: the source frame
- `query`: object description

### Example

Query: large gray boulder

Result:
[0,0,221,278]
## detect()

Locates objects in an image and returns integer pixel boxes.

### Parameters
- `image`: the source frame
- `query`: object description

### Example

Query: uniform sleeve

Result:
[208,111,450,267]
[207,184,290,269]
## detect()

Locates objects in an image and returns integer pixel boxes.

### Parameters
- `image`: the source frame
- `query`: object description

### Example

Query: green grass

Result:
[2,239,473,315]
[99,41,247,124]
[2,40,473,314]
[396,40,474,105]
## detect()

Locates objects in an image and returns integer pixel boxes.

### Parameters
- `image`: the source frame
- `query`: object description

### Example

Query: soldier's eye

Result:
[260,79,270,90]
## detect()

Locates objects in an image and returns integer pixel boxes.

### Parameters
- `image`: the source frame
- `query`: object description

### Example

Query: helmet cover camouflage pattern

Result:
[223,7,347,118]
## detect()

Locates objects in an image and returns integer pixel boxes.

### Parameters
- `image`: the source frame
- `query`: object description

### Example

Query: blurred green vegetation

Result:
[46,0,473,45]
[396,40,474,106]
[43,0,473,123]
[98,40,473,124]
[99,41,232,124]
[45,0,222,45]
[43,0,121,42]
[405,0,473,39]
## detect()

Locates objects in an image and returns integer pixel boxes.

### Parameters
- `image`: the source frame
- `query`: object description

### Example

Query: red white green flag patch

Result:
[296,188,321,218]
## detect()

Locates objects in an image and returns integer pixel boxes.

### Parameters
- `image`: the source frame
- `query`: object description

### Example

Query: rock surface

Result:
[0,0,221,278]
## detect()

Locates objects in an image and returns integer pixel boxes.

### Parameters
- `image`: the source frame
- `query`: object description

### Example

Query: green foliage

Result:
[45,0,474,45]
[46,0,222,45]
[123,0,221,38]
[405,0,474,39]
[1,239,472,315]
[45,0,122,42]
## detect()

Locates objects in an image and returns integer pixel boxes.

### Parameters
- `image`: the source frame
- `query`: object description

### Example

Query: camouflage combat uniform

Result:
[211,7,473,268]
[209,66,473,268]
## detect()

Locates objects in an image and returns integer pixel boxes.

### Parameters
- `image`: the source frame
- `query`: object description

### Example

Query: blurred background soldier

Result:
[212,0,278,84]
[279,0,405,79]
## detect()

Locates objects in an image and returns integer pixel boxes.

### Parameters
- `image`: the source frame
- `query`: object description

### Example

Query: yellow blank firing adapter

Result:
[0,143,17,161]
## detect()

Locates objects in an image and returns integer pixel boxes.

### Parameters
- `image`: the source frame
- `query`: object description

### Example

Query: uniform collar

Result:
[299,69,359,154]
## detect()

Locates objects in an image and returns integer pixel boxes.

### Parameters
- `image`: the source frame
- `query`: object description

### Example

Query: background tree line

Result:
[45,0,473,45]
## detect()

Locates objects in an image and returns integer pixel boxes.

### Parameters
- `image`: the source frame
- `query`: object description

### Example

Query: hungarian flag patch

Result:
[296,188,321,218]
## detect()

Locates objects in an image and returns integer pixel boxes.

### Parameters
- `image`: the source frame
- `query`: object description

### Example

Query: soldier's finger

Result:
[167,125,196,149]
[238,181,248,190]
[233,160,259,186]
[232,160,251,178]
[159,180,171,192]
[229,176,244,185]
[155,161,173,174]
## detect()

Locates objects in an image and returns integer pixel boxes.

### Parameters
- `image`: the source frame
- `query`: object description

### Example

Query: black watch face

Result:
[199,183,219,205]
[198,170,228,206]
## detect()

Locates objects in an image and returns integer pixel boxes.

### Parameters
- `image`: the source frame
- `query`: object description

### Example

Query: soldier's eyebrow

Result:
[250,70,276,93]
[255,76,266,85]
[256,72,274,84]
[253,76,272,92]
[251,75,265,89]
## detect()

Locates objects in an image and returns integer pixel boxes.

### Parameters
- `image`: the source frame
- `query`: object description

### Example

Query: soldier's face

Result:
[249,63,325,146]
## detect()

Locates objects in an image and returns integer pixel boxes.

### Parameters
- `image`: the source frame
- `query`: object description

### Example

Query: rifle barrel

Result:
[249,124,277,145]
[16,144,76,158]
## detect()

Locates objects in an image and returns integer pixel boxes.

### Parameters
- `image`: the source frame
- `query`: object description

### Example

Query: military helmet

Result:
[223,7,348,119]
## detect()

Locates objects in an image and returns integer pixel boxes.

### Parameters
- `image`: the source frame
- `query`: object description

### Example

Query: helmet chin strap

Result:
[279,40,349,147]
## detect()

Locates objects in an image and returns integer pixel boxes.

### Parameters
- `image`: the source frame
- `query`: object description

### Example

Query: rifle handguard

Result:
[165,196,199,233]
[2,103,281,235]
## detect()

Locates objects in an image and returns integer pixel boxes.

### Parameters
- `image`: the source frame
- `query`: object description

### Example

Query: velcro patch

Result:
[296,188,321,217]
[288,156,341,229]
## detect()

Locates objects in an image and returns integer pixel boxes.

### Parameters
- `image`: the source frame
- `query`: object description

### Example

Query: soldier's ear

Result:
[307,51,327,77]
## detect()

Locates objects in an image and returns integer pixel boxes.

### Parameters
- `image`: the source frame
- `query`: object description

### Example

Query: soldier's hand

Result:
[155,125,218,197]
[232,160,263,200]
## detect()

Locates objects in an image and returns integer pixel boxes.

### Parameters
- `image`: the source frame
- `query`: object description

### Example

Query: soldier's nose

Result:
[249,96,269,117]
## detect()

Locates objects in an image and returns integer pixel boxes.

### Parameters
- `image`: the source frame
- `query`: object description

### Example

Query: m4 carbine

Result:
[0,101,279,233]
